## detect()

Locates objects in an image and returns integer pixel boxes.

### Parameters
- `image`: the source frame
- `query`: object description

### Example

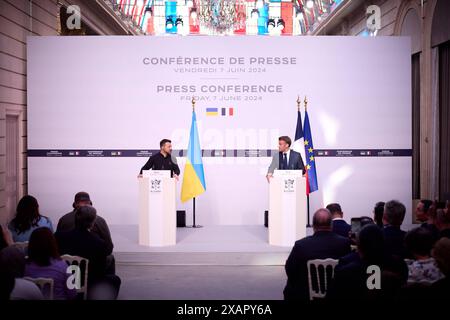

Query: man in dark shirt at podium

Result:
[138,139,180,179]
[266,136,305,182]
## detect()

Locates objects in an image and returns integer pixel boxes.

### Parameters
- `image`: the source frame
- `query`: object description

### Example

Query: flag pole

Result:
[304,96,311,228]
[190,97,202,229]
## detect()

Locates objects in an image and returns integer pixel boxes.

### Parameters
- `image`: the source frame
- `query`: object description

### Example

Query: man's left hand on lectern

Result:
[173,174,179,181]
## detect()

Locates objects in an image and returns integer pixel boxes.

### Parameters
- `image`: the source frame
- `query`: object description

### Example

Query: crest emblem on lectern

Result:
[283,179,295,192]
[150,179,162,192]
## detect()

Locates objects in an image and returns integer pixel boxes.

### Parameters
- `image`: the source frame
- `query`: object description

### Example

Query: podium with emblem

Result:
[138,170,176,246]
[268,170,307,246]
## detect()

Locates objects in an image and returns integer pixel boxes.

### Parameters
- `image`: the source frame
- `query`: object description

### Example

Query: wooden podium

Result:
[268,170,307,247]
[138,170,176,246]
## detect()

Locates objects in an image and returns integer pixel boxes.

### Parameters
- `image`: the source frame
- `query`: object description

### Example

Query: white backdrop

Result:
[27,36,412,226]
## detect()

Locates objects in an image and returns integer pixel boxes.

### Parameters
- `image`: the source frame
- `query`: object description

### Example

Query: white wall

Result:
[27,36,412,226]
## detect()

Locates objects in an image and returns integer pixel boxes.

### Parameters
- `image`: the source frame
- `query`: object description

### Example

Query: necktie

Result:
[283,153,288,169]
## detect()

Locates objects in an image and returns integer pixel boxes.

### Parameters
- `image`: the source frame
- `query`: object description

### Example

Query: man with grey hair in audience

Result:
[382,200,408,259]
[283,208,351,300]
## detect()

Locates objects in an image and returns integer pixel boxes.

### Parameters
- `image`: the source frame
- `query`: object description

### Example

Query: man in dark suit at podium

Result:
[266,136,305,182]
[138,139,180,179]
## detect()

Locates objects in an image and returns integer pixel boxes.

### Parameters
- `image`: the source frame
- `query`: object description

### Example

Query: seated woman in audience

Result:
[8,195,53,243]
[405,227,444,284]
[24,227,77,300]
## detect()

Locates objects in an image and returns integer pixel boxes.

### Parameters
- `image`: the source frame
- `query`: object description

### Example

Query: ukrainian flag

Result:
[206,107,219,116]
[181,110,206,202]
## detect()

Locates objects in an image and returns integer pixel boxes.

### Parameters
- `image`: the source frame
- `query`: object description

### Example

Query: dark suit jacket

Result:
[268,150,305,174]
[382,225,407,259]
[332,219,351,238]
[55,229,109,284]
[283,231,351,300]
[327,254,408,301]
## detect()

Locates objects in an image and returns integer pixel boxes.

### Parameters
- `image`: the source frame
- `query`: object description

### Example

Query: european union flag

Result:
[303,110,318,194]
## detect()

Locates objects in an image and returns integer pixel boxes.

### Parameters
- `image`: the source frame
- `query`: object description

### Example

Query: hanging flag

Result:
[291,100,306,163]
[303,108,318,194]
[181,110,206,202]
[291,109,303,152]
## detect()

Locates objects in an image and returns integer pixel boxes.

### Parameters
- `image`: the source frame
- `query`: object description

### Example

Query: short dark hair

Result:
[160,139,171,148]
[278,136,292,147]
[384,200,406,226]
[374,201,385,227]
[326,203,342,216]
[312,208,332,229]
[420,199,433,213]
[357,224,385,264]
[405,227,434,257]
[75,206,97,230]
[360,216,375,227]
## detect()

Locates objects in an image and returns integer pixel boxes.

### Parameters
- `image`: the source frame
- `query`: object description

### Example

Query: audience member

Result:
[430,238,450,298]
[55,206,121,300]
[416,199,433,223]
[373,201,385,228]
[326,203,351,238]
[0,246,43,300]
[418,200,440,242]
[0,264,14,300]
[8,195,53,243]
[57,192,115,274]
[436,209,450,239]
[404,227,444,284]
[24,227,77,300]
[327,224,408,300]
[382,200,408,259]
[283,208,351,300]
[339,216,375,268]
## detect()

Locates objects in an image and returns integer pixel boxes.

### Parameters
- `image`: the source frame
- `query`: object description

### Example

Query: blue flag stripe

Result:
[187,111,206,189]
[295,110,303,141]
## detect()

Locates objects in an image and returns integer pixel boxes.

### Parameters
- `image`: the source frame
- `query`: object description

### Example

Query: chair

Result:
[307,258,338,300]
[61,254,89,300]
[24,277,54,300]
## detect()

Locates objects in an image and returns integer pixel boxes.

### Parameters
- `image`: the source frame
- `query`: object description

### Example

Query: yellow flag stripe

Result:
[181,161,205,203]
